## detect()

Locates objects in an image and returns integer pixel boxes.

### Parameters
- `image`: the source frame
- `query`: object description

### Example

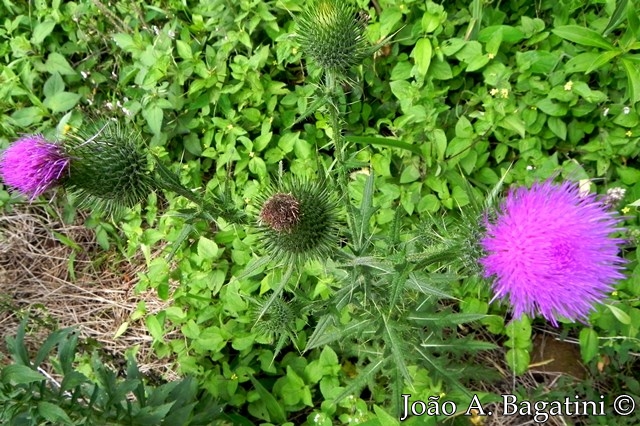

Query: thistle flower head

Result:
[258,192,300,233]
[63,120,156,215]
[0,135,69,200]
[480,181,626,325]
[256,176,341,265]
[297,0,371,75]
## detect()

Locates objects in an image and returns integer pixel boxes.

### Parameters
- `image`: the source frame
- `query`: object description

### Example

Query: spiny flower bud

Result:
[63,120,156,215]
[252,297,297,337]
[256,176,341,265]
[297,0,371,75]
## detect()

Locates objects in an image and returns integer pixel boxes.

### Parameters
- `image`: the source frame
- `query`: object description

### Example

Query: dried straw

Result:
[0,202,179,381]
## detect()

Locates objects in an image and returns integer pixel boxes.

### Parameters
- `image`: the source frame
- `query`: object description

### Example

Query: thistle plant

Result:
[295,0,387,246]
[268,1,497,414]
[1,120,243,224]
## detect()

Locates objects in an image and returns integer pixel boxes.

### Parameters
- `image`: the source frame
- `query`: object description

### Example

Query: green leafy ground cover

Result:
[1,0,639,425]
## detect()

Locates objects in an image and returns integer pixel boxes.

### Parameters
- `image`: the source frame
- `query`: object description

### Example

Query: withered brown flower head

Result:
[259,192,300,233]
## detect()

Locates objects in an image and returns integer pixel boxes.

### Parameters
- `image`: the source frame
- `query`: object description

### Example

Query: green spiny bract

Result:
[251,296,303,360]
[62,120,156,216]
[256,176,341,265]
[297,0,371,75]
[252,297,297,337]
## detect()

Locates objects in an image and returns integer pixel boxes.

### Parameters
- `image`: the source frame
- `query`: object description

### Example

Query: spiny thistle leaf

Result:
[255,175,341,265]
[297,0,371,75]
[62,120,156,216]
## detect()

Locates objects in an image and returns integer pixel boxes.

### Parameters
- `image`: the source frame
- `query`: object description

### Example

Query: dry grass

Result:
[0,202,179,381]
[463,328,600,426]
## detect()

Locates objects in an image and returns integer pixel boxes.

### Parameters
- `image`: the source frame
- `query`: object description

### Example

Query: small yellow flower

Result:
[244,197,251,204]
[564,81,573,91]
[500,88,509,98]
[622,207,631,214]
[490,88,499,96]
[626,130,633,137]
[62,124,72,135]
[292,47,298,55]
[488,53,495,59]
[249,151,255,158]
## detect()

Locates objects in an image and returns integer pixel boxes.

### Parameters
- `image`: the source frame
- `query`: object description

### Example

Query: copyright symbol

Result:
[613,395,636,416]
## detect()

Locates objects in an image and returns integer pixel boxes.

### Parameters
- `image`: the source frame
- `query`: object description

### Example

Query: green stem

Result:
[325,71,358,242]
[256,261,295,323]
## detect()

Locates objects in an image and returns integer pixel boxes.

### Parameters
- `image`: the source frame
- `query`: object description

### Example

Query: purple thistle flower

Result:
[480,180,626,326]
[0,135,69,200]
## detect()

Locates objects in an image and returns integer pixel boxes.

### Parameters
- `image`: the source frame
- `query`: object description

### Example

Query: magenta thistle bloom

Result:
[0,135,69,200]
[480,180,626,325]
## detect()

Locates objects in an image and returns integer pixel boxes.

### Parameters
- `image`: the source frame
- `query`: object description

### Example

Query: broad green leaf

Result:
[536,98,568,116]
[579,328,599,363]
[113,33,135,51]
[498,115,526,138]
[506,348,530,375]
[145,315,164,341]
[606,304,631,325]
[11,107,43,127]
[197,236,219,259]
[412,37,432,78]
[603,0,629,36]
[373,405,400,426]
[175,40,192,59]
[249,376,286,424]
[32,20,56,44]
[38,401,72,425]
[547,116,567,140]
[552,25,614,50]
[1,364,45,385]
[44,52,76,75]
[400,163,420,183]
[44,92,81,113]
[585,50,623,74]
[565,52,608,73]
[142,105,163,135]
[621,58,640,105]
[479,25,525,44]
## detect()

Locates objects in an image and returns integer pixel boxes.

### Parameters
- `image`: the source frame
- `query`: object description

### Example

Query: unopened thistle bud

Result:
[256,177,341,264]
[63,120,156,215]
[297,0,371,75]
[252,297,297,337]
